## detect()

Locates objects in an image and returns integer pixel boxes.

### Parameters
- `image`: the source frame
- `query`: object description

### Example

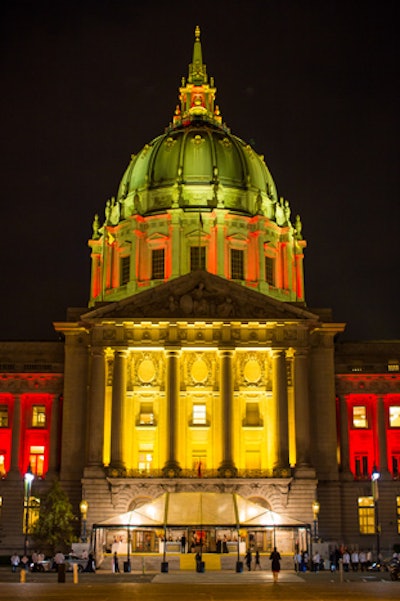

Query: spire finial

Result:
[195,25,200,41]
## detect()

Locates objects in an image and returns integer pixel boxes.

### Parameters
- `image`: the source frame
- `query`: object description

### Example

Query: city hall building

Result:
[0,28,399,562]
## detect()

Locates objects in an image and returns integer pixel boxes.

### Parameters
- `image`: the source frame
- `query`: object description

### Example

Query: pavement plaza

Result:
[0,568,398,601]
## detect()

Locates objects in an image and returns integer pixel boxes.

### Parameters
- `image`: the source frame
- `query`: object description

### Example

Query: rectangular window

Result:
[0,405,8,427]
[151,249,165,280]
[139,402,154,426]
[192,404,207,425]
[29,446,45,476]
[120,256,130,286]
[231,249,244,280]
[32,405,46,428]
[397,497,400,534]
[190,246,206,271]
[355,454,369,478]
[353,406,368,428]
[389,406,400,428]
[388,361,399,372]
[244,402,261,426]
[358,496,375,534]
[138,450,153,472]
[265,256,275,286]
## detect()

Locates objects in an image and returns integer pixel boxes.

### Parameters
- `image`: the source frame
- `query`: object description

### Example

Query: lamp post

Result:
[371,466,381,561]
[24,464,35,556]
[79,499,88,543]
[312,500,320,542]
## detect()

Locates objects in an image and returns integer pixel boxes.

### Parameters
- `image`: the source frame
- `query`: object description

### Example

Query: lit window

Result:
[388,361,399,373]
[265,256,275,286]
[32,405,46,428]
[355,454,369,478]
[139,403,154,425]
[29,446,45,476]
[192,404,206,425]
[120,256,130,285]
[0,405,8,427]
[389,406,400,428]
[358,496,375,534]
[353,406,368,428]
[138,451,153,472]
[397,497,400,534]
[190,246,206,271]
[231,249,244,280]
[0,453,6,476]
[151,249,165,280]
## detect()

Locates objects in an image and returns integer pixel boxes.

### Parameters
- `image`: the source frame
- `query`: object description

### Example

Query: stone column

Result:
[377,395,390,477]
[47,394,60,475]
[293,349,311,468]
[162,348,181,476]
[8,395,21,479]
[218,349,237,477]
[110,350,127,472]
[87,348,106,468]
[271,349,289,474]
[339,394,352,479]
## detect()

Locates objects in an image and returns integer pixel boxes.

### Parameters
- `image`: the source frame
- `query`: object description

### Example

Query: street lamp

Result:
[371,466,381,561]
[24,464,35,556]
[79,499,88,542]
[312,500,320,542]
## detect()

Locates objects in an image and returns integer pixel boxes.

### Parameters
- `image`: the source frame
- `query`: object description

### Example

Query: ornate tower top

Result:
[173,26,222,128]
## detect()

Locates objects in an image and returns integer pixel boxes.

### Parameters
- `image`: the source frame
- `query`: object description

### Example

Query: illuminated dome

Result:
[117,122,278,217]
[89,27,306,308]
[116,25,277,219]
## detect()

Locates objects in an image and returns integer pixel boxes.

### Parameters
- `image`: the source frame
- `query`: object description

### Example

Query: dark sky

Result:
[1,0,399,341]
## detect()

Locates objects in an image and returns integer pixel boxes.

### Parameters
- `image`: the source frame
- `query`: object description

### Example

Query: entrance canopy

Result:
[93,492,309,529]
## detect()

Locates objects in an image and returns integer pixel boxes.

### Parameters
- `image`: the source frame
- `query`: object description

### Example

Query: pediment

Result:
[82,271,319,322]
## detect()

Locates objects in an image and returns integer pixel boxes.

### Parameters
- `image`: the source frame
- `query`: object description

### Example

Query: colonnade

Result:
[86,345,313,475]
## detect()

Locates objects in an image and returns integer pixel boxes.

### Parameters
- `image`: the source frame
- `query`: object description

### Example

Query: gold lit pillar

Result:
[293,349,311,468]
[271,349,289,474]
[110,350,127,473]
[377,396,389,477]
[162,348,181,476]
[87,348,106,467]
[218,349,237,477]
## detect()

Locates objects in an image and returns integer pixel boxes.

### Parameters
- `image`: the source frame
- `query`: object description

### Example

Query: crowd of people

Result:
[9,549,96,573]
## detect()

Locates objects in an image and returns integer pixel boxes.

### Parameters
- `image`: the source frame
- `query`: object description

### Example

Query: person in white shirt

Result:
[351,550,359,572]
[342,550,350,572]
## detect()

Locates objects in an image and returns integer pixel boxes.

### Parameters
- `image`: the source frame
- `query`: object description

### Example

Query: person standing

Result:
[254,549,261,570]
[10,552,20,572]
[113,551,120,573]
[245,549,252,571]
[181,534,186,553]
[269,547,281,583]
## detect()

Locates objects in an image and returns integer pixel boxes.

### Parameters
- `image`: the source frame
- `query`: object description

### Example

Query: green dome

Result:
[117,121,277,217]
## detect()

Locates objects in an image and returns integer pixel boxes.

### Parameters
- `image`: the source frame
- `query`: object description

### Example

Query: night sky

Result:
[1,0,399,341]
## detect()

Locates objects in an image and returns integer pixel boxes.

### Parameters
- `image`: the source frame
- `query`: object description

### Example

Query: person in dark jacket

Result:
[269,547,281,582]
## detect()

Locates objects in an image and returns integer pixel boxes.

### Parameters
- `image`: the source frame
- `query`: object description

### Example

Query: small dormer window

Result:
[231,249,244,280]
[151,249,165,280]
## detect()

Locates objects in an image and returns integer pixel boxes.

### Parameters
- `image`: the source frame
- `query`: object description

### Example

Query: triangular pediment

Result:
[82,271,319,323]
